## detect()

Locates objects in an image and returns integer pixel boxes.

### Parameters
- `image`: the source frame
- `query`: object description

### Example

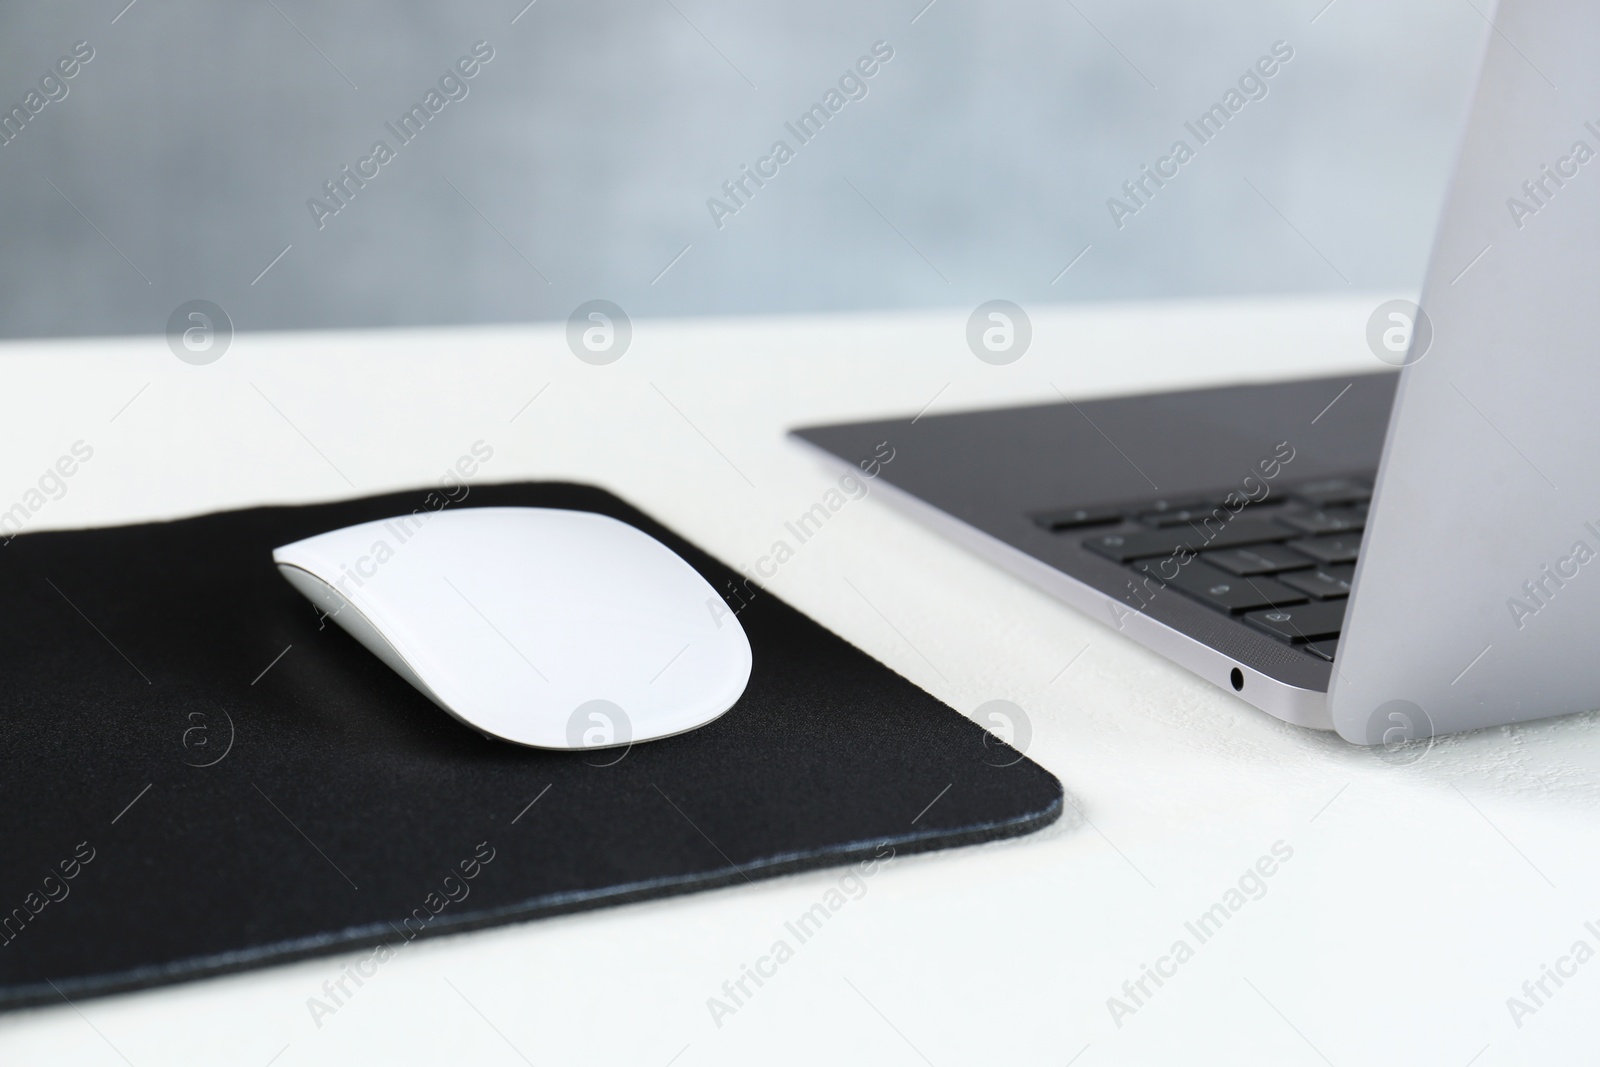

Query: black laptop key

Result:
[1033,505,1123,531]
[1140,560,1307,614]
[1141,507,1220,528]
[1305,638,1339,662]
[1279,508,1366,535]
[1203,543,1314,576]
[1289,478,1372,509]
[1084,517,1293,563]
[1287,534,1362,565]
[1135,498,1222,524]
[1243,599,1347,642]
[1279,564,1355,600]
[1136,498,1211,516]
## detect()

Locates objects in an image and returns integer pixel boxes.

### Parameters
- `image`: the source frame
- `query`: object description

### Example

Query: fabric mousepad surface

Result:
[0,482,1062,1010]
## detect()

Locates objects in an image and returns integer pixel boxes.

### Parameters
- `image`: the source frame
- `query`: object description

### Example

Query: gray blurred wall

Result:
[0,0,1486,338]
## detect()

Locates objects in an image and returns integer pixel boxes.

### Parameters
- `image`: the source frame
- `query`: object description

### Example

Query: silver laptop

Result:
[794,0,1600,745]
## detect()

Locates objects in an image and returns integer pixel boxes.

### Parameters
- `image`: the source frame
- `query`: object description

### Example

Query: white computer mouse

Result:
[272,507,752,750]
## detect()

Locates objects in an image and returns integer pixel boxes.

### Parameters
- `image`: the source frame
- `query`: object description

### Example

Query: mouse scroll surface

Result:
[272,507,753,749]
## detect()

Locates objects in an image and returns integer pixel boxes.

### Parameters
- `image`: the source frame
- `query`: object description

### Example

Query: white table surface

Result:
[3,295,1597,1066]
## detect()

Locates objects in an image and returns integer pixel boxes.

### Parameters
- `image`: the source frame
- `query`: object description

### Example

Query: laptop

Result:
[793,0,1600,745]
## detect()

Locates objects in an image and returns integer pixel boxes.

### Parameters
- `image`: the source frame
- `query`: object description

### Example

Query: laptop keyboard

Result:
[1032,476,1375,663]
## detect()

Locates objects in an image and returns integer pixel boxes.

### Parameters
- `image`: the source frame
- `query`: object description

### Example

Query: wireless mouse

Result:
[272,507,752,749]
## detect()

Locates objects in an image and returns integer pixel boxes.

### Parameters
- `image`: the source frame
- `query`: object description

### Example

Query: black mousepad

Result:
[0,482,1062,1011]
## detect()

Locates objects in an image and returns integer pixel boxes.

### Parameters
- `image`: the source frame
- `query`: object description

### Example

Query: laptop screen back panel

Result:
[1331,0,1600,740]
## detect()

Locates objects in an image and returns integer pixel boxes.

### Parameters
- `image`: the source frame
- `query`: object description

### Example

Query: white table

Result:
[3,296,1596,1066]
